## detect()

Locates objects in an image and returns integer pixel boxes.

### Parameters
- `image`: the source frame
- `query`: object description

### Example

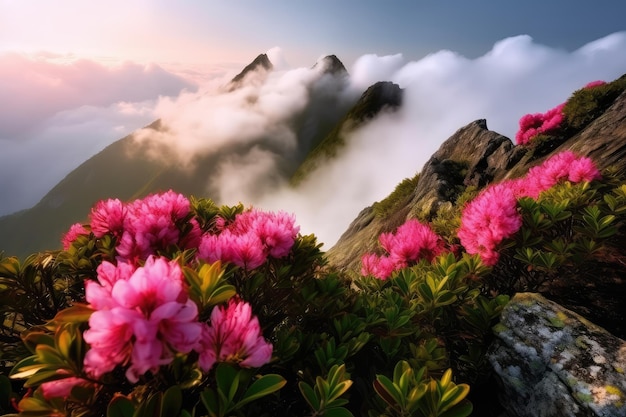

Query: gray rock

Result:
[489,292,626,417]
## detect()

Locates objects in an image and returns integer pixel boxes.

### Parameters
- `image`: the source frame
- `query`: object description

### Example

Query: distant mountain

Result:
[227,53,273,90]
[0,54,401,258]
[291,81,403,185]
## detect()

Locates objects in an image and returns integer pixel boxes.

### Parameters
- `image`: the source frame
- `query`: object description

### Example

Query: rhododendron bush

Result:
[1,191,479,417]
[2,150,626,414]
[514,79,612,146]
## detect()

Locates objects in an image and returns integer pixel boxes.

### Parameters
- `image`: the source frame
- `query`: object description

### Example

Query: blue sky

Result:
[1,0,626,245]
[2,0,625,68]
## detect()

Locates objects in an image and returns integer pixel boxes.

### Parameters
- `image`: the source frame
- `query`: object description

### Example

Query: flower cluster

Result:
[515,102,565,145]
[80,255,273,384]
[61,190,299,273]
[457,151,601,265]
[361,219,444,279]
[54,192,296,385]
[197,298,273,372]
[515,80,606,145]
[197,209,300,270]
[83,256,202,382]
[457,183,522,266]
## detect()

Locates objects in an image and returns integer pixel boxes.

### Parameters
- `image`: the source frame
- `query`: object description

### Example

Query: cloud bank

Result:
[0,53,197,214]
[129,34,626,248]
[2,33,626,250]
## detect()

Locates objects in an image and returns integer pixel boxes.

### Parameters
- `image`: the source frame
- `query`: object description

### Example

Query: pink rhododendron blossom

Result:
[219,231,267,270]
[197,298,273,372]
[383,219,443,265]
[114,190,191,262]
[90,198,126,238]
[360,219,444,280]
[61,223,89,250]
[197,209,299,269]
[585,80,606,89]
[360,254,397,280]
[39,371,91,400]
[458,183,522,266]
[197,233,224,264]
[568,156,602,183]
[515,102,565,145]
[83,256,202,382]
[520,151,601,198]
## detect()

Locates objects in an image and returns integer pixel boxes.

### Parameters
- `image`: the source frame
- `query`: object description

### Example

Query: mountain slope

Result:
[0,54,399,258]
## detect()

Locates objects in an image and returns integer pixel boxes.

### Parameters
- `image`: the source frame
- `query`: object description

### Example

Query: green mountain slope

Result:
[0,54,400,258]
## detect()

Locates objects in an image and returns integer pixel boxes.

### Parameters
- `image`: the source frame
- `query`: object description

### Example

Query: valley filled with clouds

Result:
[2,32,626,247]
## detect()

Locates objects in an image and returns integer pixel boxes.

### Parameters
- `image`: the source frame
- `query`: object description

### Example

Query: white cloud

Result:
[0,53,197,215]
[2,32,626,250]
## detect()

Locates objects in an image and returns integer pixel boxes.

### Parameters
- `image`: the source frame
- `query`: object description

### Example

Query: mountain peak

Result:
[313,55,348,76]
[229,53,274,86]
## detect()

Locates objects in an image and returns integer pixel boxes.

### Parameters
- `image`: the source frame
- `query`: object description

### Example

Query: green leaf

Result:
[237,374,286,408]
[200,390,220,417]
[161,386,182,417]
[107,395,135,417]
[9,356,43,379]
[299,381,320,410]
[53,304,94,323]
[215,364,239,404]
[325,407,355,417]
[0,374,12,408]
[439,401,473,417]
[373,375,404,408]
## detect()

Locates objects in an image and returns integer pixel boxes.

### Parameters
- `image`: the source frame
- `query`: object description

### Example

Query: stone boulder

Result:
[489,292,626,417]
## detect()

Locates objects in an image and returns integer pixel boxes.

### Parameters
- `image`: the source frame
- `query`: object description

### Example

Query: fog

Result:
[2,33,626,248]
[131,34,626,247]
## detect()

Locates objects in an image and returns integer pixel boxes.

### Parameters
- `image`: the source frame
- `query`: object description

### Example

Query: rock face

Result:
[326,119,516,274]
[489,293,626,417]
[328,89,626,275]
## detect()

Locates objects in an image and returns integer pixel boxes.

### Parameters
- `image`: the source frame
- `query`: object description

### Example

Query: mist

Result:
[2,33,626,249]
[0,53,196,214]
[131,34,626,248]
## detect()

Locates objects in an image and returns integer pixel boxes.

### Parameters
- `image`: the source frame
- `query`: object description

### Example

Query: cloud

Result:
[3,32,626,250]
[150,32,626,248]
[0,53,197,215]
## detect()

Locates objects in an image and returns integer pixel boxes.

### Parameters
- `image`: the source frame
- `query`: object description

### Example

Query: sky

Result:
[1,0,626,247]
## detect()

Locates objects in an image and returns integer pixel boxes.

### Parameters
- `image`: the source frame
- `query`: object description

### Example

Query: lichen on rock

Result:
[489,292,626,417]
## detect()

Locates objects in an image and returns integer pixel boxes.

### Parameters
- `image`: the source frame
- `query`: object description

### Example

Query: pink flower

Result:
[83,256,202,382]
[360,254,396,280]
[458,183,522,266]
[197,233,224,264]
[250,211,299,258]
[197,298,273,372]
[39,371,91,400]
[515,102,565,145]
[383,219,443,265]
[197,209,299,269]
[584,80,606,89]
[360,219,444,280]
[219,231,267,270]
[116,190,191,262]
[61,223,89,250]
[568,156,602,183]
[90,198,126,238]
[520,151,601,198]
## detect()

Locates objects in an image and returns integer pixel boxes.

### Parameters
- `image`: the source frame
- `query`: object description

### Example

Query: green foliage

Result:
[373,174,420,218]
[298,364,354,417]
[372,361,472,417]
[200,364,286,417]
[488,178,626,294]
[563,75,626,131]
